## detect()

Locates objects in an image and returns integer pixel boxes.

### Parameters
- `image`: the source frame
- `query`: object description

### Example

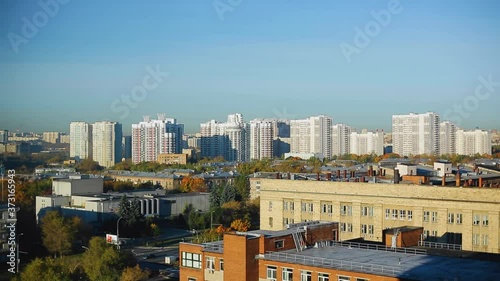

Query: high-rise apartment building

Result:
[122,136,132,160]
[331,123,354,157]
[92,121,122,168]
[131,115,181,164]
[70,122,92,160]
[200,114,248,161]
[392,112,440,156]
[0,130,8,144]
[440,121,457,155]
[249,119,274,160]
[456,129,491,156]
[290,115,332,158]
[43,131,60,144]
[349,130,384,155]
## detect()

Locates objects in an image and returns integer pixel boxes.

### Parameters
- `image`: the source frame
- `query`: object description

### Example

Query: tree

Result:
[82,237,123,281]
[120,265,150,281]
[230,218,251,232]
[20,258,71,281]
[234,175,250,201]
[220,184,236,204]
[41,210,76,257]
[76,158,103,173]
[179,176,206,192]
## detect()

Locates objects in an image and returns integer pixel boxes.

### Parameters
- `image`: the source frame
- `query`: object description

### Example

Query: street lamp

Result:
[16,233,23,273]
[116,217,123,250]
[82,246,90,251]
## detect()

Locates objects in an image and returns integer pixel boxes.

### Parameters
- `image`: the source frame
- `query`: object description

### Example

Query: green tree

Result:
[20,258,71,281]
[120,265,150,281]
[76,158,104,173]
[234,175,250,201]
[220,184,236,205]
[82,237,123,281]
[41,210,76,258]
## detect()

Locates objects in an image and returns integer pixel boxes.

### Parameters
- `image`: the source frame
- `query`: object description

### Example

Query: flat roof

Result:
[261,245,500,280]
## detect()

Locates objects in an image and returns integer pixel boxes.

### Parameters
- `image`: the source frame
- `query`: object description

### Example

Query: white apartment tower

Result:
[456,129,491,156]
[440,121,457,155]
[200,113,249,161]
[290,115,332,158]
[249,119,274,160]
[43,132,60,144]
[392,112,440,157]
[350,130,384,155]
[70,122,92,160]
[331,123,354,157]
[131,115,180,164]
[92,121,122,168]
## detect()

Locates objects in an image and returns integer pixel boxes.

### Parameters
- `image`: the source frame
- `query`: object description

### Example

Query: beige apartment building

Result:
[256,178,500,254]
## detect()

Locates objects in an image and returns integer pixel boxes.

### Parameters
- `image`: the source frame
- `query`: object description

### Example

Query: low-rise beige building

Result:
[256,178,500,254]
[157,153,188,165]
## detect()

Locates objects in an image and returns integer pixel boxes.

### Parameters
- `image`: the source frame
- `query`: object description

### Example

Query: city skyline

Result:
[1,1,499,134]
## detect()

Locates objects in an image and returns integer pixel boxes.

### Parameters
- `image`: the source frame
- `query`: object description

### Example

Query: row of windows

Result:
[340,222,352,233]
[473,234,489,246]
[472,214,489,226]
[285,201,374,217]
[447,213,463,224]
[181,252,201,269]
[267,266,368,281]
[385,209,413,221]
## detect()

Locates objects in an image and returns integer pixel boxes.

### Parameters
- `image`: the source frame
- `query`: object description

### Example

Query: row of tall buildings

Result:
[392,112,491,156]
[69,121,123,168]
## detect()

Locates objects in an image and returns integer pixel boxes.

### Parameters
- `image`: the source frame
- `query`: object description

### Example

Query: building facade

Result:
[349,130,384,156]
[42,131,60,144]
[331,124,353,157]
[200,114,249,161]
[392,112,440,156]
[257,178,500,254]
[250,119,274,160]
[92,121,122,168]
[439,121,457,155]
[290,116,332,159]
[70,122,92,160]
[456,129,491,156]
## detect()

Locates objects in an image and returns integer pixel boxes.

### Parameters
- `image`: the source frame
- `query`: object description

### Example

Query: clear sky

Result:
[1,0,499,134]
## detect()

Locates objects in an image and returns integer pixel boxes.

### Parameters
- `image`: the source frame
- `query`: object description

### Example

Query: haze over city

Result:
[1,0,500,134]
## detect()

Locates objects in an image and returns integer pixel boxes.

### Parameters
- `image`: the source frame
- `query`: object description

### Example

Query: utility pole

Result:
[116,217,123,250]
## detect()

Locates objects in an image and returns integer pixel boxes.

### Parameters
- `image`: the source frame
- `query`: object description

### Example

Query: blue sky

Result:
[1,0,499,134]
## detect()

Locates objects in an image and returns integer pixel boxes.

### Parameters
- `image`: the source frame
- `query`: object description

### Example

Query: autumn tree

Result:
[120,265,150,281]
[82,237,123,281]
[230,218,251,232]
[41,210,77,257]
[179,176,206,192]
[19,258,71,281]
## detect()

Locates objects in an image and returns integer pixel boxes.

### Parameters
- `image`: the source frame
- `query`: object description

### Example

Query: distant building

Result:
[186,134,201,149]
[249,119,274,160]
[349,130,384,155]
[0,142,30,155]
[290,115,332,159]
[157,153,188,165]
[200,114,248,161]
[43,131,60,144]
[92,121,122,168]
[70,122,92,160]
[59,134,70,144]
[331,123,353,157]
[122,135,132,160]
[392,112,440,156]
[0,130,8,144]
[273,137,291,158]
[440,121,457,155]
[456,129,491,155]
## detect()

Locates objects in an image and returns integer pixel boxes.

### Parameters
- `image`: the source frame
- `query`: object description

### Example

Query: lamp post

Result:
[16,233,23,273]
[116,217,123,250]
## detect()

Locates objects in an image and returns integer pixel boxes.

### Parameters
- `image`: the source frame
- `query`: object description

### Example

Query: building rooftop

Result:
[259,243,500,280]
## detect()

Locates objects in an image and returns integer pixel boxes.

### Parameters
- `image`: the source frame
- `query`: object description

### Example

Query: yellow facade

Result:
[256,178,500,253]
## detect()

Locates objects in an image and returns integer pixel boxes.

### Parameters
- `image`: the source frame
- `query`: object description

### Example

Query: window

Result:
[181,252,201,269]
[219,259,224,271]
[448,213,454,224]
[473,234,479,245]
[308,203,314,213]
[423,211,430,222]
[206,257,215,273]
[399,210,406,220]
[431,230,438,237]
[392,209,398,220]
[268,201,273,211]
[340,223,352,232]
[337,276,350,281]
[275,240,284,249]
[282,268,293,281]
[269,217,273,228]
[361,224,367,234]
[482,215,488,226]
[362,206,373,217]
[301,271,312,281]
[431,211,438,223]
[267,266,277,281]
[341,205,352,216]
[473,215,480,225]
[385,209,390,219]
[318,273,330,281]
[284,201,289,210]
[368,225,374,235]
[302,202,307,212]
[188,278,196,281]
[482,235,489,246]
[322,203,333,215]
[456,213,462,224]
[290,202,294,211]
[408,210,413,221]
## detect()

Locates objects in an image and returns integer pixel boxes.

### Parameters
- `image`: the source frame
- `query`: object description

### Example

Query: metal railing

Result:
[418,241,462,251]
[331,241,427,255]
[259,251,403,276]
[202,243,224,253]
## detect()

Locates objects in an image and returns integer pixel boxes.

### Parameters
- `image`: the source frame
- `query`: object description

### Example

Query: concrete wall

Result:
[259,179,500,253]
[52,178,103,196]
